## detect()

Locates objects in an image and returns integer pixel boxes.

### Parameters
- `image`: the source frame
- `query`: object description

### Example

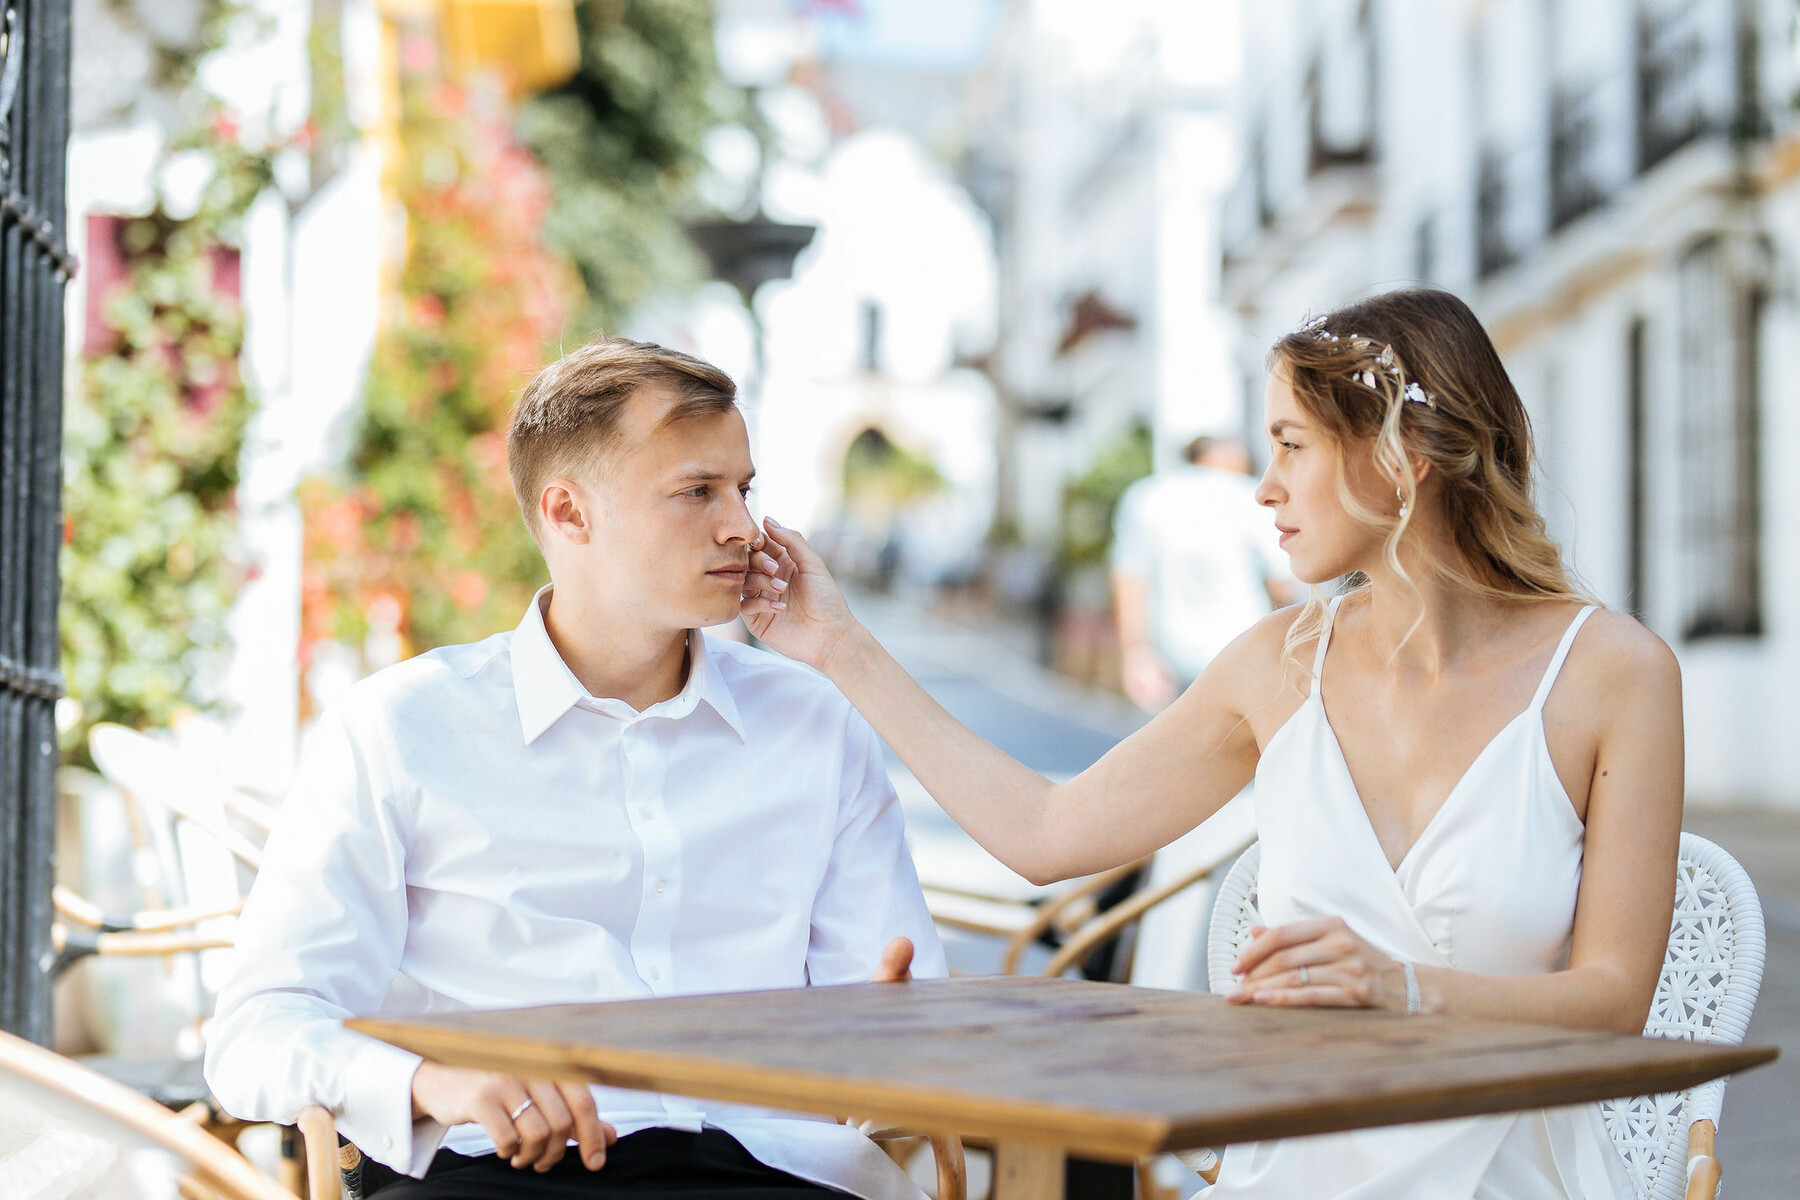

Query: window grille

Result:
[1675,235,1764,641]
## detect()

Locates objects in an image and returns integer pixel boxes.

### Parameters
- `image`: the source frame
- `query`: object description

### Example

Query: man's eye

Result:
[686,486,708,498]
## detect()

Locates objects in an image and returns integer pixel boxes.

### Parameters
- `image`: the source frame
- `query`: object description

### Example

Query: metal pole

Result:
[0,0,71,1046]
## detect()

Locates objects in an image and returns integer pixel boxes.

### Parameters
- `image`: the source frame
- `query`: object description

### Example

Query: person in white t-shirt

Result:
[1111,436,1295,711]
[204,337,945,1200]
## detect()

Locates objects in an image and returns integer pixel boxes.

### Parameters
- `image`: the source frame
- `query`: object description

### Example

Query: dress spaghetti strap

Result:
[1527,605,1598,713]
[1310,595,1345,695]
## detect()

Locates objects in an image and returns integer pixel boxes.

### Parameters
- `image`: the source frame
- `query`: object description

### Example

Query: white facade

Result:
[964,0,1244,553]
[1223,0,1800,807]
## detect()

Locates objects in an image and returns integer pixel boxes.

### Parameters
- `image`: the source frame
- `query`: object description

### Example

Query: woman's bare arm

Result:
[746,518,1277,883]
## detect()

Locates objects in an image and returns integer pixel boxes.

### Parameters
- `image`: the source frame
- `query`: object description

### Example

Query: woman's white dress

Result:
[1203,598,1635,1199]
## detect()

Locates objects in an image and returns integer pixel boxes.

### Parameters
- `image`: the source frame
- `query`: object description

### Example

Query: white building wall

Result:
[1223,0,1800,807]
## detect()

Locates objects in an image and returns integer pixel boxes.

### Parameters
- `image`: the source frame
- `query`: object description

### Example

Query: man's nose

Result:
[720,493,759,543]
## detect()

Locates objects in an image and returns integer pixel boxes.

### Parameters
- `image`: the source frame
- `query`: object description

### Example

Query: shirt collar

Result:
[511,585,747,745]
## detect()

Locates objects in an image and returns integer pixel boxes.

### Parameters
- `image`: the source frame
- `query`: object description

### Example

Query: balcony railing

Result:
[1305,43,1374,175]
[1551,83,1607,230]
[1476,148,1517,279]
[1636,0,1728,173]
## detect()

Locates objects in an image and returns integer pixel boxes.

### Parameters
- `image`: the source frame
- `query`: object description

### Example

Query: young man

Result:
[205,337,946,1200]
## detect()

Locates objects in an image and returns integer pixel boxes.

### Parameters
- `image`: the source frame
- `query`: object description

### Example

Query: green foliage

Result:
[61,138,273,757]
[842,427,945,523]
[1058,420,1153,570]
[519,0,726,330]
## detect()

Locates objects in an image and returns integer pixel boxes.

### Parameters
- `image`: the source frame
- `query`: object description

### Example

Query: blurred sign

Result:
[441,0,580,94]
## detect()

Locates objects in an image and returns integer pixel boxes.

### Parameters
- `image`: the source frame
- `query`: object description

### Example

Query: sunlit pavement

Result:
[853,589,1799,1195]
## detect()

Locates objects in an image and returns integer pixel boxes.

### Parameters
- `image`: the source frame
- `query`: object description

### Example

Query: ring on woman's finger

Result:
[1298,965,1310,986]
[509,1098,534,1122]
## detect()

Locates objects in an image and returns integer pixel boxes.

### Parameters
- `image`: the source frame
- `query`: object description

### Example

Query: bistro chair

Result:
[55,726,291,1172]
[1202,834,1768,1200]
[923,817,1255,1200]
[0,1028,300,1200]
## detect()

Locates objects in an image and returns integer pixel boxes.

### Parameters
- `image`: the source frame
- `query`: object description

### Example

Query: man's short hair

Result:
[1182,435,1217,465]
[507,336,738,542]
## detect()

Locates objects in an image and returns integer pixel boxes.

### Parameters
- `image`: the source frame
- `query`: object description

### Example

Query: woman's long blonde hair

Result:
[1269,288,1594,669]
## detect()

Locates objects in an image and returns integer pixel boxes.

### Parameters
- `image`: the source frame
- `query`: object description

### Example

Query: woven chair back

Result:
[1203,834,1767,1200]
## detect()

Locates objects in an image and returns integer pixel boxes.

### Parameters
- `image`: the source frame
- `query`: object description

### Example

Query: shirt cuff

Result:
[336,1036,444,1177]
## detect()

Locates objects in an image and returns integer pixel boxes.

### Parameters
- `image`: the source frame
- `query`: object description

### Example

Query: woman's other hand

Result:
[1228,916,1414,1010]
[741,518,860,673]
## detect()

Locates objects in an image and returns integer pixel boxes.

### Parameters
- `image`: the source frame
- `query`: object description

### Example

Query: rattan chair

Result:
[0,1028,301,1200]
[925,823,1255,1200]
[1202,834,1768,1200]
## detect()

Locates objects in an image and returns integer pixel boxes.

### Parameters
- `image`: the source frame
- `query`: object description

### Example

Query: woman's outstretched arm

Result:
[743,518,1269,884]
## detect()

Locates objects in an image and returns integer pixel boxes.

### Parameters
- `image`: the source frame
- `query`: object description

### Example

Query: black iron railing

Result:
[1551,82,1607,230]
[1637,0,1723,173]
[1476,147,1517,279]
[0,0,73,1046]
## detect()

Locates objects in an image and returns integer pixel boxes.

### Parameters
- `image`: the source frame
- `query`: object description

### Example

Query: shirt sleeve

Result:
[804,709,948,986]
[202,703,447,1176]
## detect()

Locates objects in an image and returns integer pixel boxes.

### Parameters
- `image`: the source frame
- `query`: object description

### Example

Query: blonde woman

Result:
[741,288,1674,1197]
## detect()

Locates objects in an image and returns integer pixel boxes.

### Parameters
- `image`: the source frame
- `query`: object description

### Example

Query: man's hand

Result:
[410,1061,616,1173]
[871,936,914,983]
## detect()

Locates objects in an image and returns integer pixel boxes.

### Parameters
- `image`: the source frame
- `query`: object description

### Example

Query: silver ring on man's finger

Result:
[1298,965,1310,987]
[509,1098,534,1122]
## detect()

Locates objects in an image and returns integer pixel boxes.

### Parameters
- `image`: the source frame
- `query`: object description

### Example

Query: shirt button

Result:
[647,966,661,980]
[654,878,668,893]
[639,807,653,819]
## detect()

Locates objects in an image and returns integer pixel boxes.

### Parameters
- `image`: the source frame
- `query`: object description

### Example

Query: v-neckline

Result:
[1312,690,1534,875]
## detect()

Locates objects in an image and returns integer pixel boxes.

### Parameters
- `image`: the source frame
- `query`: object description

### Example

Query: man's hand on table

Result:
[410,1062,617,1172]
[871,936,914,983]
[405,941,907,1173]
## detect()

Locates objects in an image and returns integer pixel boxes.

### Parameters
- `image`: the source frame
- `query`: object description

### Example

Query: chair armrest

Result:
[51,923,236,959]
[857,1122,966,1200]
[53,884,242,933]
[1000,859,1149,974]
[1040,837,1252,979]
[1684,1118,1720,1200]
[298,1105,343,1200]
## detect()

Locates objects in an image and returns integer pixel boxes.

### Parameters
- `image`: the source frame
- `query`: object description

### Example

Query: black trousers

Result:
[355,1127,1135,1200]
[360,1129,837,1199]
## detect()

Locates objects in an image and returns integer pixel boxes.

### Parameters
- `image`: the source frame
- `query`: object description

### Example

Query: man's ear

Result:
[539,480,592,545]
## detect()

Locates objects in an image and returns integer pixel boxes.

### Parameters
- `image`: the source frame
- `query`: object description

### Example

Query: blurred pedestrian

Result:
[1110,435,1294,711]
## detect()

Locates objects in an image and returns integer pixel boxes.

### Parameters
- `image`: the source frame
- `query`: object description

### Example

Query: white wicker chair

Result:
[1203,834,1767,1200]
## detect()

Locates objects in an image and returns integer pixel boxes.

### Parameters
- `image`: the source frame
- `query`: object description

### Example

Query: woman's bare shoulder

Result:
[1205,601,1317,711]
[1560,606,1682,713]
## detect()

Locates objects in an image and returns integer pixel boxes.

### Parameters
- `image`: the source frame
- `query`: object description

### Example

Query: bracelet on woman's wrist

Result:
[1401,960,1421,1014]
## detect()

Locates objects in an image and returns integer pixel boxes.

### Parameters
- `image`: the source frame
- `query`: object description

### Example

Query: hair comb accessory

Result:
[1298,316,1436,408]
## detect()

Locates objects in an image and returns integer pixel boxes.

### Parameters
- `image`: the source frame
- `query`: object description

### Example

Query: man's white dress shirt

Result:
[204,588,946,1200]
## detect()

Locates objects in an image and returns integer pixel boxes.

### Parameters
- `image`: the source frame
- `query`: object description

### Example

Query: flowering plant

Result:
[297,58,582,675]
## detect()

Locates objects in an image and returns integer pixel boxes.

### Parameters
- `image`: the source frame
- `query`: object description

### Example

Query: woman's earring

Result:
[1396,487,1410,521]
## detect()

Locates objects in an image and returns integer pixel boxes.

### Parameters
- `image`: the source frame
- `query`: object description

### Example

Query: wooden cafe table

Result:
[350,976,1776,1200]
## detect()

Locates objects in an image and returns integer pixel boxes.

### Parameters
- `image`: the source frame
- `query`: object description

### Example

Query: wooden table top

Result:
[349,976,1777,1161]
